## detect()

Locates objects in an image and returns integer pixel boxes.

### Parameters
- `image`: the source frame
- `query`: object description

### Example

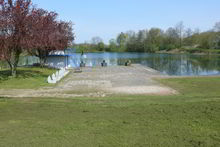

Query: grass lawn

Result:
[0,67,56,89]
[0,77,220,146]
[157,77,220,97]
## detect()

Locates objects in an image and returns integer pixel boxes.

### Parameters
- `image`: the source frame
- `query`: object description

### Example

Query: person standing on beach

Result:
[81,50,84,56]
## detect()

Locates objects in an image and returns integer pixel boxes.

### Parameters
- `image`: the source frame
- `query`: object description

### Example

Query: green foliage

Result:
[184,31,220,50]
[97,42,105,51]
[74,44,101,53]
[108,39,118,52]
[116,32,128,49]
[113,22,220,53]
[73,22,220,53]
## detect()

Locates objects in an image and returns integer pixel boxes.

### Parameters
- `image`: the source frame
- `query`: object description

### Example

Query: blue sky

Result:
[32,0,220,44]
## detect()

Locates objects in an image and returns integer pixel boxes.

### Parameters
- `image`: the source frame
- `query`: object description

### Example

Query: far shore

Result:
[73,48,220,55]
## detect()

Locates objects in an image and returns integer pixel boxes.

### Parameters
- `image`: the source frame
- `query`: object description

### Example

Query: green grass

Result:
[157,77,220,96]
[0,67,56,89]
[0,77,220,146]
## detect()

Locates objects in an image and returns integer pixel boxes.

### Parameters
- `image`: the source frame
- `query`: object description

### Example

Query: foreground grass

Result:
[157,77,220,97]
[0,67,56,89]
[0,77,220,146]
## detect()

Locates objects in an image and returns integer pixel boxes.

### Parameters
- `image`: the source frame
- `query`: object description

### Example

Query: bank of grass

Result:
[0,67,56,89]
[0,77,220,146]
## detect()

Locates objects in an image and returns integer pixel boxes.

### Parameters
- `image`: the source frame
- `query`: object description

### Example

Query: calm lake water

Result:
[0,56,39,69]
[68,52,220,76]
[1,53,220,76]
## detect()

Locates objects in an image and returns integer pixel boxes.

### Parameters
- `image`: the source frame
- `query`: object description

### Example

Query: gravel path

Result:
[0,64,177,98]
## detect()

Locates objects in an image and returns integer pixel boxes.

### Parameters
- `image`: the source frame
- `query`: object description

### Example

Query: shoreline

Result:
[74,49,220,55]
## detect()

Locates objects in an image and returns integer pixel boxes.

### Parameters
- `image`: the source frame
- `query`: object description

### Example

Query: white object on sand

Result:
[47,68,70,84]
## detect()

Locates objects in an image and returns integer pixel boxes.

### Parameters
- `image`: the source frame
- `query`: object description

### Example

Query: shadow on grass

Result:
[0,68,48,82]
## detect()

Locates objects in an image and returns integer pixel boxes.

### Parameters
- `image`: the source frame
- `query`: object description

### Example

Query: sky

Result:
[32,0,220,44]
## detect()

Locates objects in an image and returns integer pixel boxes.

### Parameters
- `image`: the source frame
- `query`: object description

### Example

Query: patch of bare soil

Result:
[108,86,177,95]
[0,65,177,98]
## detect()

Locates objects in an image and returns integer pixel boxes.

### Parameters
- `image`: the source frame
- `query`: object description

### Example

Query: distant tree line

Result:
[74,36,106,52]
[112,21,220,52]
[74,21,220,53]
[0,0,74,77]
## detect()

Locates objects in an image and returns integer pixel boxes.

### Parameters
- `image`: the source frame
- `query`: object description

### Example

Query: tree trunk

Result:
[39,57,45,67]
[38,49,48,68]
[10,50,20,77]
[11,64,17,77]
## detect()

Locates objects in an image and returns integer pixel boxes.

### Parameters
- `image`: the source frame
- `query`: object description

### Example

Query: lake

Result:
[1,52,220,76]
[67,52,220,76]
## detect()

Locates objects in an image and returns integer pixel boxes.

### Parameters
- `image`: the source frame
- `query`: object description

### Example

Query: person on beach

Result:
[81,50,84,56]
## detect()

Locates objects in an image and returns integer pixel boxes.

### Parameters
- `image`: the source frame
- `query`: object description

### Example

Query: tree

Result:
[144,28,163,52]
[183,28,194,46]
[91,36,103,45]
[175,21,184,48]
[108,21,220,53]
[0,0,33,77]
[214,21,220,32]
[184,28,193,38]
[194,28,200,35]
[116,32,127,49]
[126,35,138,52]
[28,9,57,66]
[109,39,117,51]
[135,30,147,52]
[212,32,220,49]
[125,30,138,52]
[97,42,105,51]
[163,27,179,49]
[28,8,74,66]
[0,0,74,76]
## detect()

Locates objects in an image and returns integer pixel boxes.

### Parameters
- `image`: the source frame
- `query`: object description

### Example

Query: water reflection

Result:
[1,53,220,76]
[137,54,220,76]
[18,56,40,66]
[68,53,220,76]
[0,56,39,69]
